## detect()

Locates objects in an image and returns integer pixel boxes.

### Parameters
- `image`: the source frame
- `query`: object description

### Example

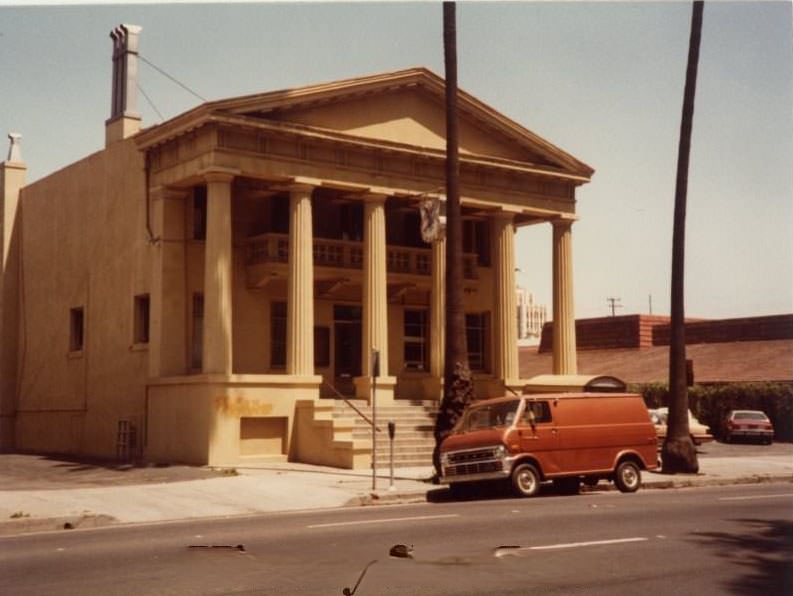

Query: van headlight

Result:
[440,452,450,467]
[494,445,508,459]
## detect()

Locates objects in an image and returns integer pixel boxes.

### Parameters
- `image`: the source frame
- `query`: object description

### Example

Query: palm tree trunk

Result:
[433,1,474,476]
[662,0,704,474]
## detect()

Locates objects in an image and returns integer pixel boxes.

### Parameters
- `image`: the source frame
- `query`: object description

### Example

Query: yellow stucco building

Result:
[0,25,592,467]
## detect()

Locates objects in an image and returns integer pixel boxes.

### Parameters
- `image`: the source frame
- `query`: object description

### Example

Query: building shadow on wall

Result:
[691,518,793,595]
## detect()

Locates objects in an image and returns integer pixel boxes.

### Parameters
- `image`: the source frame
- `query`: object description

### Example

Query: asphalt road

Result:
[1,483,791,595]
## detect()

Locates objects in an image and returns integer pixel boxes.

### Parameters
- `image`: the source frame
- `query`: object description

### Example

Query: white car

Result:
[649,407,714,446]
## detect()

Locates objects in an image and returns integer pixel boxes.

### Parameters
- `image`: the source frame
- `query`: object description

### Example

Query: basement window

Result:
[69,307,85,352]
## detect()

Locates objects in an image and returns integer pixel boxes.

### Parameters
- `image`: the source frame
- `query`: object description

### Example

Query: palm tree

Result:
[662,0,704,474]
[433,1,474,476]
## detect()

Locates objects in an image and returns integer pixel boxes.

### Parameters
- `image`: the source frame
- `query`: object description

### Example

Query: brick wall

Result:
[652,314,793,345]
[539,315,672,352]
[539,314,793,352]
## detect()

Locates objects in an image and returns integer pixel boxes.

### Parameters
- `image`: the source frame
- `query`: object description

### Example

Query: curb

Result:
[0,514,117,537]
[350,473,793,506]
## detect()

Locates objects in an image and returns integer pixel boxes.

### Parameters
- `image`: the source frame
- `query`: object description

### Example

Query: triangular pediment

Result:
[203,68,592,177]
[255,86,551,165]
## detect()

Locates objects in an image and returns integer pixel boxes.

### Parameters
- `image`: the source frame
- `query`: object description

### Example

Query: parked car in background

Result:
[648,407,714,446]
[724,410,774,444]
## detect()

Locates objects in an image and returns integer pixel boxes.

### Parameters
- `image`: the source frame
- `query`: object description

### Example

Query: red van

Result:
[440,393,658,497]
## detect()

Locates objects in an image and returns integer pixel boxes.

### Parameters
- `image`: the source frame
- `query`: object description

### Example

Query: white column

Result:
[361,194,389,377]
[286,184,315,376]
[202,172,234,374]
[552,218,577,375]
[492,212,519,382]
[355,193,396,402]
[148,187,187,378]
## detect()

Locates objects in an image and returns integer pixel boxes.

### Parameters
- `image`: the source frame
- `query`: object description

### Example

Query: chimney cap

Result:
[6,132,23,163]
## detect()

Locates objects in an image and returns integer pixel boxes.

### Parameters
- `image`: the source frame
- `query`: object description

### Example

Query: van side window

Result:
[522,401,551,424]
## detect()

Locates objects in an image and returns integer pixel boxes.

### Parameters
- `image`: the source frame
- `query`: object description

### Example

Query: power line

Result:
[606,297,623,317]
[137,83,164,122]
[138,54,206,102]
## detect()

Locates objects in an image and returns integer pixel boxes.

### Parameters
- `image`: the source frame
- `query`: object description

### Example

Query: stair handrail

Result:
[322,381,382,432]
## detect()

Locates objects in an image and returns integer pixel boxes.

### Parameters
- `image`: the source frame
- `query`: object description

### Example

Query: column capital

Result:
[199,168,239,184]
[149,185,189,202]
[490,209,516,222]
[287,182,315,195]
[551,214,578,229]
[361,192,388,204]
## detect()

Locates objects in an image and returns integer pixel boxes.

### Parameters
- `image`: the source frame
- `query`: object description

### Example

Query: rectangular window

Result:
[133,294,150,344]
[466,312,490,373]
[463,219,490,266]
[403,309,428,371]
[191,294,204,370]
[193,186,207,240]
[314,326,330,368]
[270,302,287,369]
[69,307,84,352]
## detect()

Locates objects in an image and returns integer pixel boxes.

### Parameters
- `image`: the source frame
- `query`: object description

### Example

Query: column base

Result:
[354,376,397,404]
[421,376,444,400]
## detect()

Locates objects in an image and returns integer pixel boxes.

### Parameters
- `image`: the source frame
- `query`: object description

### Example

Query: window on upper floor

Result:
[270,301,287,370]
[193,186,207,241]
[190,294,204,371]
[133,294,150,344]
[69,307,85,352]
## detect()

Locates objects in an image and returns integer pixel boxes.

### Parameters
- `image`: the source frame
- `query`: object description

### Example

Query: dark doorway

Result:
[334,305,362,396]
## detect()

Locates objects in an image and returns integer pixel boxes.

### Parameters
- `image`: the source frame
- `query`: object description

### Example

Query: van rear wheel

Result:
[511,463,541,498]
[614,460,641,493]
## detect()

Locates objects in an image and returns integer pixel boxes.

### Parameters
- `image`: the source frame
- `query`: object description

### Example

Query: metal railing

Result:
[322,381,382,432]
[246,233,479,279]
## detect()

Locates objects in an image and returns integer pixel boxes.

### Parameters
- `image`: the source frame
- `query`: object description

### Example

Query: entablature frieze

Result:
[144,121,578,223]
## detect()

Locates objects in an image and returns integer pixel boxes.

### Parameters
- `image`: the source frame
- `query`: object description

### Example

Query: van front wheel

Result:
[511,463,541,498]
[614,460,641,493]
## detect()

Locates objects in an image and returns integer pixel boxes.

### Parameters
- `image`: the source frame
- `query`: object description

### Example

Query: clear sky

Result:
[1,1,791,320]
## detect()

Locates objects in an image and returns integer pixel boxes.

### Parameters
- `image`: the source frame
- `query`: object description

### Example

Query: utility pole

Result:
[606,297,622,317]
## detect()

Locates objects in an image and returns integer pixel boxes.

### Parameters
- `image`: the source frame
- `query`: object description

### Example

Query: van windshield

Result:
[460,400,520,431]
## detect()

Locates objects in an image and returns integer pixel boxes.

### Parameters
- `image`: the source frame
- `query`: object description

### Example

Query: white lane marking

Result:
[718,493,793,502]
[307,514,460,529]
[524,537,648,551]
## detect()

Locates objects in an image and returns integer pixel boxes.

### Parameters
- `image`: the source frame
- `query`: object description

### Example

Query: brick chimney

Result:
[105,24,142,146]
[0,133,27,449]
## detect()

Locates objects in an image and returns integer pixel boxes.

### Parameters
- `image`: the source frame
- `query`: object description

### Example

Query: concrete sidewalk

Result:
[1,453,791,536]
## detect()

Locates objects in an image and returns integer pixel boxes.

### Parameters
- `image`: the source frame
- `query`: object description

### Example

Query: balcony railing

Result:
[246,233,478,279]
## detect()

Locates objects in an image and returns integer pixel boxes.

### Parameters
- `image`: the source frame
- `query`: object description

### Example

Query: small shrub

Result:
[10,511,30,519]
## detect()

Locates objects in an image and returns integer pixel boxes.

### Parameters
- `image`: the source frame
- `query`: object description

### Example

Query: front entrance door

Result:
[334,305,362,396]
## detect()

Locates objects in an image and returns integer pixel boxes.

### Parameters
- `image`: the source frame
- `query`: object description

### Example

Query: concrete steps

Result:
[332,400,438,468]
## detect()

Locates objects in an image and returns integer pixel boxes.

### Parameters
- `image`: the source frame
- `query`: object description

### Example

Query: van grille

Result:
[444,447,505,477]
